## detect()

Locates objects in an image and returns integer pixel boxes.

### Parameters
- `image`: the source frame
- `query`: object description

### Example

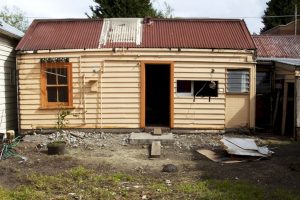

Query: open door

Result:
[140,62,174,128]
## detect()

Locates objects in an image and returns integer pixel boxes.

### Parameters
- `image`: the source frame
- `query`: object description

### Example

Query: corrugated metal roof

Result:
[257,57,300,66]
[0,19,24,39]
[16,19,102,50]
[253,35,300,58]
[141,19,255,49]
[16,18,256,51]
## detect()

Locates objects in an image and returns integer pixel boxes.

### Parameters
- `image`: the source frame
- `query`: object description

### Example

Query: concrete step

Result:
[150,141,161,158]
[129,132,174,145]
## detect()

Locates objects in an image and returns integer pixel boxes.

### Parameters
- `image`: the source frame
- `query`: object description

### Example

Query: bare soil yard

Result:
[0,131,300,199]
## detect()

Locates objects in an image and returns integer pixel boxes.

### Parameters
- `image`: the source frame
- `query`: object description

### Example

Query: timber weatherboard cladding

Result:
[0,33,18,133]
[17,49,255,130]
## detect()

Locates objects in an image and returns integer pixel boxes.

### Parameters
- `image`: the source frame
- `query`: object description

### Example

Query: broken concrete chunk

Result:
[150,141,161,158]
[6,130,15,140]
[153,128,162,135]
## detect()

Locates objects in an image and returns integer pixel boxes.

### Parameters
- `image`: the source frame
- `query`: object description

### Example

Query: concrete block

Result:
[153,128,162,135]
[6,130,15,140]
[129,132,174,145]
[151,141,161,158]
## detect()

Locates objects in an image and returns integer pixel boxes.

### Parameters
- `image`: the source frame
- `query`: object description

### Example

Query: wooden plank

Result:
[170,62,174,128]
[174,119,224,125]
[174,114,225,120]
[175,108,224,114]
[140,61,145,128]
[174,124,225,129]
[281,82,288,135]
[174,98,225,104]
[174,103,224,109]
[175,73,225,79]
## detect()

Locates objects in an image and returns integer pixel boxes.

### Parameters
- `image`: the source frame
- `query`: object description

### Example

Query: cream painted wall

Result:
[17,48,255,130]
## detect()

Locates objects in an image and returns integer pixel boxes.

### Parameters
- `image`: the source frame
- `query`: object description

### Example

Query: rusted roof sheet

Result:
[253,35,300,58]
[16,19,103,50]
[140,19,255,49]
[16,18,256,51]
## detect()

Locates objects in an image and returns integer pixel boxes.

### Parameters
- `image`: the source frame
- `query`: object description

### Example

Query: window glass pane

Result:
[58,87,68,102]
[43,63,71,106]
[227,70,249,93]
[177,80,192,93]
[47,87,57,102]
[46,68,57,85]
[57,68,68,84]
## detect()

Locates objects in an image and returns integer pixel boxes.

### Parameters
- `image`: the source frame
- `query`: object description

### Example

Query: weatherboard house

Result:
[16,18,256,132]
[0,19,23,133]
[253,35,300,138]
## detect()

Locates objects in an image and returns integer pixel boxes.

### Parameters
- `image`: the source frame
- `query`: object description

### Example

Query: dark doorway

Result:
[145,64,170,127]
[285,83,294,136]
[255,71,273,131]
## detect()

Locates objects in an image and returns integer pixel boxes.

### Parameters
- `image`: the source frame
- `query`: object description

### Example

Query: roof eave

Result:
[0,28,22,40]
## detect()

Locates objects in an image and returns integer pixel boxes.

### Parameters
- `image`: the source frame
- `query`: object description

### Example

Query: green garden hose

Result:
[0,136,22,160]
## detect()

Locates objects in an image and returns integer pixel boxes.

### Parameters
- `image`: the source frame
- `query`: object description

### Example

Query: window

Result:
[41,62,73,108]
[177,80,192,96]
[227,69,249,93]
[194,81,218,97]
[177,80,218,97]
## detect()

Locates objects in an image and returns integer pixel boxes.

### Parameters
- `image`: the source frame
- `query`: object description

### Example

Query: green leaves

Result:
[88,0,163,18]
[0,6,29,32]
[261,0,300,33]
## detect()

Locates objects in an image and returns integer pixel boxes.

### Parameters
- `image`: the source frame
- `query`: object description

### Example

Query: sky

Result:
[0,0,270,34]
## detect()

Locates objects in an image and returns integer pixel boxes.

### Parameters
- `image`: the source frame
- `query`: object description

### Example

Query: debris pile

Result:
[220,136,273,157]
[197,135,274,163]
[174,134,221,150]
[23,131,130,150]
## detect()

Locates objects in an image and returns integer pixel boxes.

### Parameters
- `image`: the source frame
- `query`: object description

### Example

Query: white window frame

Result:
[227,69,250,93]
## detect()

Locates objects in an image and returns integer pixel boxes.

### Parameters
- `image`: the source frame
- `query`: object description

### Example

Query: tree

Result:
[261,0,300,33]
[88,0,163,18]
[0,6,29,32]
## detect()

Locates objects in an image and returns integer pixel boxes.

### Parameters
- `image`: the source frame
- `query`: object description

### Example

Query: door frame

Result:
[140,61,174,128]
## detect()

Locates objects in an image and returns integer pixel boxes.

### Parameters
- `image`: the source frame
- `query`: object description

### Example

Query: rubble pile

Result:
[23,131,130,150]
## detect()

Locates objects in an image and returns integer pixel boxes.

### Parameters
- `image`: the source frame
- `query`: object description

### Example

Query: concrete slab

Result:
[151,141,161,158]
[129,132,174,145]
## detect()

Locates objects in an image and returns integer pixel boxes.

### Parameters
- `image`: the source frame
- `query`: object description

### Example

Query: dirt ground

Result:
[0,131,300,194]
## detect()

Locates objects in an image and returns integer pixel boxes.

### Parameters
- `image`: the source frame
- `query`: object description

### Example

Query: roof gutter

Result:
[16,48,256,55]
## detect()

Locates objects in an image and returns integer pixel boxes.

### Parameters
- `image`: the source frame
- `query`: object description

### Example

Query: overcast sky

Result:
[0,0,269,34]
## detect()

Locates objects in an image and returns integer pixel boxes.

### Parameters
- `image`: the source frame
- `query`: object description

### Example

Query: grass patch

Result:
[0,166,299,200]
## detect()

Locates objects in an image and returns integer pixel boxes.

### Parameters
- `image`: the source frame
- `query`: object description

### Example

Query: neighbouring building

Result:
[0,19,23,133]
[253,35,300,137]
[262,20,300,35]
[16,18,256,132]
